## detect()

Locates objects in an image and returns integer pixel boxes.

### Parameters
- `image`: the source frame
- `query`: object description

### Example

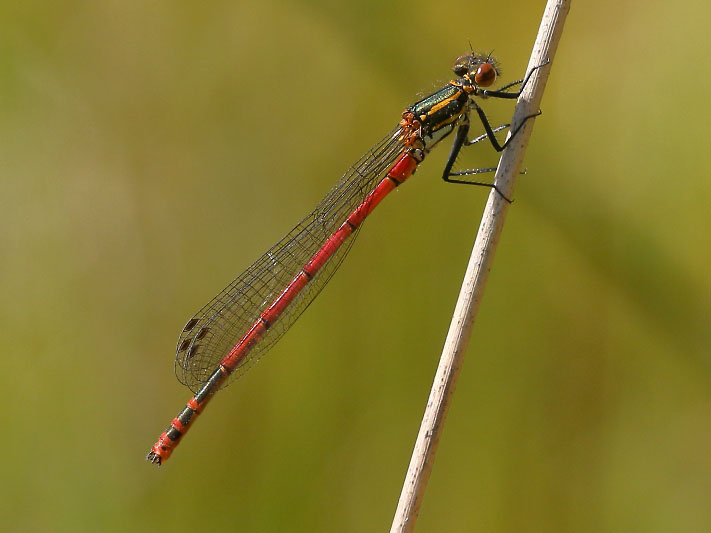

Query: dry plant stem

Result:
[389,1,571,531]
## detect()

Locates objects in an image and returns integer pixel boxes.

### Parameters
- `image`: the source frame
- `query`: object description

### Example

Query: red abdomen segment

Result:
[147,152,419,465]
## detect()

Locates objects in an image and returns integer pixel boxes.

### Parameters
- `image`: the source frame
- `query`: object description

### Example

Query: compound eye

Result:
[474,62,496,87]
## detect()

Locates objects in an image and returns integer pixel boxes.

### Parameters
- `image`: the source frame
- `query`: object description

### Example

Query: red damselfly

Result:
[147,51,549,465]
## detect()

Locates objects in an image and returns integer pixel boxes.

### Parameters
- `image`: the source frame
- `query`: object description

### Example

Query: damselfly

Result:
[147,51,548,465]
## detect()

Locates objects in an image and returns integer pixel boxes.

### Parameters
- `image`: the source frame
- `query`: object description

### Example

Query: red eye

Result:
[474,63,496,87]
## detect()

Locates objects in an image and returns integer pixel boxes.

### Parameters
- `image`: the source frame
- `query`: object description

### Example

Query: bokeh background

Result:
[1,1,709,531]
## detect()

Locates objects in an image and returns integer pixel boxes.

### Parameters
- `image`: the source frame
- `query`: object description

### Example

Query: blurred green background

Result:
[1,0,709,531]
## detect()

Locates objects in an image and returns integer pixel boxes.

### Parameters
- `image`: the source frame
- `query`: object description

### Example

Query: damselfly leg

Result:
[441,59,550,201]
[480,59,550,99]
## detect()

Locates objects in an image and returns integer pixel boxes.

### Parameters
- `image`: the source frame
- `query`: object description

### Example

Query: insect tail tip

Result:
[146,451,162,466]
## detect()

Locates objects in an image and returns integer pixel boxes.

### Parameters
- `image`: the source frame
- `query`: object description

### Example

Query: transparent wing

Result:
[175,127,407,392]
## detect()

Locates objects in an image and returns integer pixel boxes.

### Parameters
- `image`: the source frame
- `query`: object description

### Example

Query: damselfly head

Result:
[452,53,499,87]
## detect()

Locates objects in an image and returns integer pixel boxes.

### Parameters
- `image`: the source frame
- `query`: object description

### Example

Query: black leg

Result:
[441,122,470,179]
[491,79,523,93]
[472,102,542,152]
[481,58,550,100]
[441,121,513,202]
[444,172,513,203]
